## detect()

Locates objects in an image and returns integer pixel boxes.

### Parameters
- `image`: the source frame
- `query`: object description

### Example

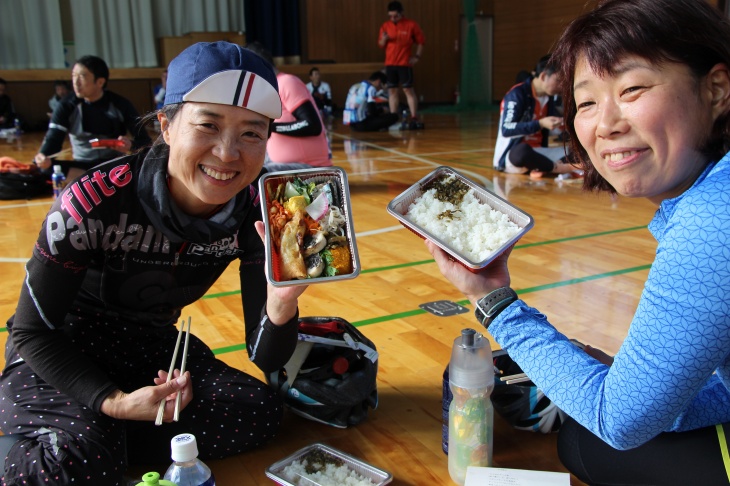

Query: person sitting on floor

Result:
[492,55,576,177]
[431,1,730,484]
[343,71,399,132]
[0,41,306,485]
[34,55,152,181]
[306,67,333,119]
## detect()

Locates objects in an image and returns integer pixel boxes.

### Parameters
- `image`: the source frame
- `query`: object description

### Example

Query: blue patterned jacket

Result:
[490,154,730,449]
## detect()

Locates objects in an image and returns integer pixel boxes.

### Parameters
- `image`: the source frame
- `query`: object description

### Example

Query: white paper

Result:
[464,466,570,486]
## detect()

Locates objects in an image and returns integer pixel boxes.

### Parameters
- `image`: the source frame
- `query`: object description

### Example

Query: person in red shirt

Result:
[378,1,425,129]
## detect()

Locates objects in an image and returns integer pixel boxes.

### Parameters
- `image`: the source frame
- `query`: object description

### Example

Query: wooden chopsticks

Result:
[155,316,191,426]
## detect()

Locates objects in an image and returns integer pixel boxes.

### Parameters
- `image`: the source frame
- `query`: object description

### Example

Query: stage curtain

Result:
[0,0,65,69]
[244,0,301,65]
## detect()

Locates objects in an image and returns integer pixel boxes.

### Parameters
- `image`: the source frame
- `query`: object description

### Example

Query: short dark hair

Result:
[309,67,320,76]
[0,78,6,86]
[245,41,275,67]
[369,71,387,84]
[534,55,556,77]
[53,79,70,88]
[75,55,109,88]
[388,1,403,13]
[552,0,730,192]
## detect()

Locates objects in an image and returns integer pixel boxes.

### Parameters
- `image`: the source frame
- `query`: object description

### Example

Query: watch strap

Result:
[475,287,519,328]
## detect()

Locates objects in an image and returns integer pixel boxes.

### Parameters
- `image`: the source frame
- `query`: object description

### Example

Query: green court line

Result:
[0,228,651,356]
[202,226,649,291]
[212,263,652,355]
[0,263,652,353]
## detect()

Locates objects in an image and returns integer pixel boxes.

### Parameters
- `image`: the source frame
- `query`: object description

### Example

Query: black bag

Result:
[0,171,52,200]
[267,316,379,428]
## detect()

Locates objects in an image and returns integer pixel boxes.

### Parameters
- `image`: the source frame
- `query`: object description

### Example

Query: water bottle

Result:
[136,471,177,486]
[51,165,66,199]
[442,364,451,454]
[400,108,409,130]
[13,118,21,137]
[163,434,215,486]
[448,329,494,485]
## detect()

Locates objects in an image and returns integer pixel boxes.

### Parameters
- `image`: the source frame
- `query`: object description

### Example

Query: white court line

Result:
[330,132,493,189]
[411,148,493,156]
[0,200,52,211]
[348,165,437,177]
[355,225,404,237]
[1,137,489,259]
[0,226,409,263]
[332,147,492,162]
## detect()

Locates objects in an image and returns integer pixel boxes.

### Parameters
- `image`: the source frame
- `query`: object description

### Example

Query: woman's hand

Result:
[34,153,51,170]
[254,220,307,325]
[425,239,514,306]
[100,369,192,422]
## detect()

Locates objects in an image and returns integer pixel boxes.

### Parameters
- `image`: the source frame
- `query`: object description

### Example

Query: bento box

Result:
[259,167,360,287]
[386,166,534,272]
[266,443,393,486]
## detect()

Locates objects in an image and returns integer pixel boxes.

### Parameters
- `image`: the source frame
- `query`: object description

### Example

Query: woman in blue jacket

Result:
[431,0,730,484]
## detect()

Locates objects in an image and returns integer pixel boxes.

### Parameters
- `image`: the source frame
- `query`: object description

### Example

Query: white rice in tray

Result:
[406,179,520,263]
[281,458,376,486]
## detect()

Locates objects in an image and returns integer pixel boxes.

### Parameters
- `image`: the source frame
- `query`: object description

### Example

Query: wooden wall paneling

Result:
[491,0,589,101]
[303,0,461,106]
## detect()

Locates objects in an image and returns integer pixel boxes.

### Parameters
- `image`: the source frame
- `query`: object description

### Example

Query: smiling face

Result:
[572,54,728,203]
[158,102,270,217]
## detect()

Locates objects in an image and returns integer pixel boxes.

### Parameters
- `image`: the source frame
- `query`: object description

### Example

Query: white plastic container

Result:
[448,329,494,485]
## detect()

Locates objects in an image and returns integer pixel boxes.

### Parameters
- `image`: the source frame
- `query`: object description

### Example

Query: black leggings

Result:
[0,317,283,485]
[508,143,559,173]
[350,113,399,132]
[558,417,730,486]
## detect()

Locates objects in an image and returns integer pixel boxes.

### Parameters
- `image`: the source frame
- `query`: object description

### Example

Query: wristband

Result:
[474,287,518,329]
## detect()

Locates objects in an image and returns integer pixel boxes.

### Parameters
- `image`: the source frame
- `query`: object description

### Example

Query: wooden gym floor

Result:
[0,112,659,485]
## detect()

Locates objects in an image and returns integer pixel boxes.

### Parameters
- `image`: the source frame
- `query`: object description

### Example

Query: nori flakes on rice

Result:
[405,174,521,262]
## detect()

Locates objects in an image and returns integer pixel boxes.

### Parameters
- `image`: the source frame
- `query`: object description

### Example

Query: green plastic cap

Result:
[136,471,177,486]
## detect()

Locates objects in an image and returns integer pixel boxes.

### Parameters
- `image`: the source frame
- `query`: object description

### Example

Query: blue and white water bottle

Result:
[163,434,215,486]
[51,165,66,199]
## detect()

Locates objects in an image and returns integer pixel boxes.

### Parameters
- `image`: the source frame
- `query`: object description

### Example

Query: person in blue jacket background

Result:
[432,0,730,484]
[492,55,576,177]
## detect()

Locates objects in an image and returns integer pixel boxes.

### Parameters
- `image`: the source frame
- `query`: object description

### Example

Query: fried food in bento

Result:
[329,246,352,275]
[280,210,307,280]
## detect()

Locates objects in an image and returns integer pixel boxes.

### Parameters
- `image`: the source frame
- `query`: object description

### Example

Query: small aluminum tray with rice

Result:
[387,166,534,272]
[259,167,360,287]
[266,443,393,486]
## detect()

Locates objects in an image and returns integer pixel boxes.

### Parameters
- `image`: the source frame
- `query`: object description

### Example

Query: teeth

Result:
[605,151,635,162]
[201,166,235,181]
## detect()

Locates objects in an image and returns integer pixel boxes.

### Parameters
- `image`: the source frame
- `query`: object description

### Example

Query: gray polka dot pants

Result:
[0,319,283,485]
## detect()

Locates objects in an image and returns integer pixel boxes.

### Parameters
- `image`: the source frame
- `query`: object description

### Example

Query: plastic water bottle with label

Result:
[448,328,494,485]
[163,434,215,486]
[51,165,66,199]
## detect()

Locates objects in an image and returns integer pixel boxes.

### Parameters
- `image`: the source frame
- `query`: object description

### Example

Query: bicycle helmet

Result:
[267,317,378,429]
[492,351,566,434]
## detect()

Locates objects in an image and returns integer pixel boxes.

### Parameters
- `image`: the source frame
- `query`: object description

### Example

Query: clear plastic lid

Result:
[53,165,63,174]
[449,328,494,390]
[170,433,199,462]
